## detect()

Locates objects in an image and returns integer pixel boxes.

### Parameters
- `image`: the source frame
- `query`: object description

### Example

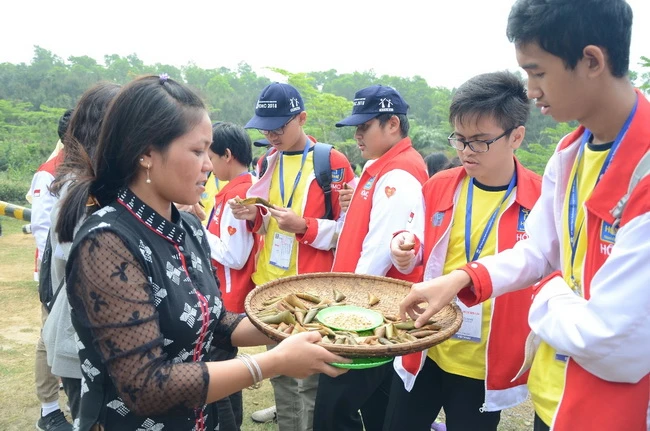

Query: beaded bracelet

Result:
[237,353,263,389]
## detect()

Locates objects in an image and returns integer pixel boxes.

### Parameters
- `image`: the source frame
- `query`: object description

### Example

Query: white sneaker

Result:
[251,405,277,423]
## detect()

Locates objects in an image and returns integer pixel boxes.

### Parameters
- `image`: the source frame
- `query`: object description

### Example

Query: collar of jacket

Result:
[215,172,252,198]
[427,157,538,214]
[364,137,414,177]
[557,89,650,224]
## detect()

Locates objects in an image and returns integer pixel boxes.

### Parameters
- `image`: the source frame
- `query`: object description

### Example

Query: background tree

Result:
[1,46,649,203]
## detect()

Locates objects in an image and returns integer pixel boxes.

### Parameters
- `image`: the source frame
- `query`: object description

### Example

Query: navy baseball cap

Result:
[336,85,409,127]
[245,83,304,131]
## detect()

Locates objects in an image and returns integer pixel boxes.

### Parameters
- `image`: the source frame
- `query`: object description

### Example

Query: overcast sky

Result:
[2,0,649,89]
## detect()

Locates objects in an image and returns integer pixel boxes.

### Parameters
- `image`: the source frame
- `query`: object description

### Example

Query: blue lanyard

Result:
[465,172,517,262]
[567,96,638,289]
[279,139,310,208]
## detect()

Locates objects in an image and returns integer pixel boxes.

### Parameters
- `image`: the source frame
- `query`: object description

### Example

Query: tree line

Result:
[1,46,649,203]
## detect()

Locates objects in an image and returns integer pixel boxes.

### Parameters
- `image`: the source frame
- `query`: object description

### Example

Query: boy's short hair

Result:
[507,0,633,77]
[210,122,253,167]
[449,71,530,132]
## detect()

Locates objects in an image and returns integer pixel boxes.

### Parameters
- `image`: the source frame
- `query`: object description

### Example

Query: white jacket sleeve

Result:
[205,205,254,270]
[28,171,57,258]
[356,170,423,276]
[529,211,650,383]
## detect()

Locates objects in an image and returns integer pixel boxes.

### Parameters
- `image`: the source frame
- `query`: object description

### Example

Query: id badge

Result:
[269,232,294,270]
[451,299,483,343]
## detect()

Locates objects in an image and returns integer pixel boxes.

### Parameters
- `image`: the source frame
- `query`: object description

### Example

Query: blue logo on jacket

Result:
[432,212,444,226]
[600,221,617,243]
[517,208,530,232]
[364,177,376,190]
[331,168,344,183]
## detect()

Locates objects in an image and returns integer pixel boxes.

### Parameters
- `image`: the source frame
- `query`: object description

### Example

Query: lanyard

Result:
[465,172,517,262]
[279,139,310,208]
[567,95,638,290]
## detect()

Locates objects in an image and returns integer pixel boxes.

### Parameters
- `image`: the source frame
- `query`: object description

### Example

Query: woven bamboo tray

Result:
[245,272,463,358]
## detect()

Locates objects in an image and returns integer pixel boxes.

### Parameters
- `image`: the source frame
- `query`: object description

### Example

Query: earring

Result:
[146,163,152,184]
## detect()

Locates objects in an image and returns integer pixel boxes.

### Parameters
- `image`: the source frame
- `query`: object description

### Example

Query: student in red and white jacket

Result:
[387,72,541,431]
[29,151,65,280]
[205,122,258,314]
[313,85,428,431]
[399,1,650,430]
[230,83,354,431]
[28,108,74,430]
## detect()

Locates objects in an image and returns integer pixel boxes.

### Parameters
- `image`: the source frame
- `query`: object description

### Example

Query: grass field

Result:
[0,216,534,430]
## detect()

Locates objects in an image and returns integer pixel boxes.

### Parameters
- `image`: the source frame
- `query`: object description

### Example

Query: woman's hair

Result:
[210,122,253,167]
[57,75,207,242]
[51,82,121,241]
[51,82,121,196]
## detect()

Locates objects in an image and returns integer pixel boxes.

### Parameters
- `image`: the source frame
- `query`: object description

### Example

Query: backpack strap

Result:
[38,230,65,312]
[313,143,334,220]
[611,151,650,227]
[258,142,335,220]
[258,147,274,179]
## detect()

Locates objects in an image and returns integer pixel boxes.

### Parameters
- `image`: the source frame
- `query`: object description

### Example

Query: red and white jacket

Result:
[247,140,355,275]
[205,173,258,313]
[461,90,650,430]
[28,150,64,278]
[393,160,541,411]
[333,137,428,280]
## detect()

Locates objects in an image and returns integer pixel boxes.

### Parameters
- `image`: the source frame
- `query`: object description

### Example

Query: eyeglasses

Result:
[447,127,517,153]
[356,119,376,133]
[259,115,297,136]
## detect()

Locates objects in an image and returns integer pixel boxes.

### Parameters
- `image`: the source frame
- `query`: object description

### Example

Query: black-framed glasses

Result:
[259,115,298,136]
[447,127,517,153]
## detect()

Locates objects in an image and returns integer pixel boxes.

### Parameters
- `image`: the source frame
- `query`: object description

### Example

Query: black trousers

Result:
[61,377,81,421]
[383,358,501,431]
[534,413,550,431]
[313,361,393,431]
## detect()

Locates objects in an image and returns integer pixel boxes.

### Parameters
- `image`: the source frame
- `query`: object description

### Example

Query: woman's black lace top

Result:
[67,188,243,431]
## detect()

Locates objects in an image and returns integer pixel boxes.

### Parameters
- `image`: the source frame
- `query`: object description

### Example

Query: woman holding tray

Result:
[57,74,348,431]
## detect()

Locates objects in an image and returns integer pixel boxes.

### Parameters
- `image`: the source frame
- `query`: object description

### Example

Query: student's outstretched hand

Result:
[268,206,307,234]
[272,331,350,378]
[399,270,472,328]
[228,197,257,221]
[390,232,417,271]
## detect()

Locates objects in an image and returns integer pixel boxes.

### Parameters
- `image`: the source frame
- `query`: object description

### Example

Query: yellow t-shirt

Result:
[528,141,610,425]
[201,173,228,226]
[428,176,513,380]
[251,148,314,286]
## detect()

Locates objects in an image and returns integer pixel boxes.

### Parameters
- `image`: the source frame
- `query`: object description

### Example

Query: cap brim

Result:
[245,115,292,131]
[335,113,379,127]
[253,138,271,147]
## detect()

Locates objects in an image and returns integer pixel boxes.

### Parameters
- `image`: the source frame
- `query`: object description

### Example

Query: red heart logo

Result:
[227,226,237,236]
[385,186,396,198]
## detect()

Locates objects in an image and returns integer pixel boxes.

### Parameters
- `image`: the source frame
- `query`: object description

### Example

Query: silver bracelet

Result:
[241,353,263,383]
[237,353,263,389]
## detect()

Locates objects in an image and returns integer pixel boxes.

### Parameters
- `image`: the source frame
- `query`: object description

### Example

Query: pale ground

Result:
[0,217,534,430]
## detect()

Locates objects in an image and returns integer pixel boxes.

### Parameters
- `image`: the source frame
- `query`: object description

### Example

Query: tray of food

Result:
[245,273,462,367]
